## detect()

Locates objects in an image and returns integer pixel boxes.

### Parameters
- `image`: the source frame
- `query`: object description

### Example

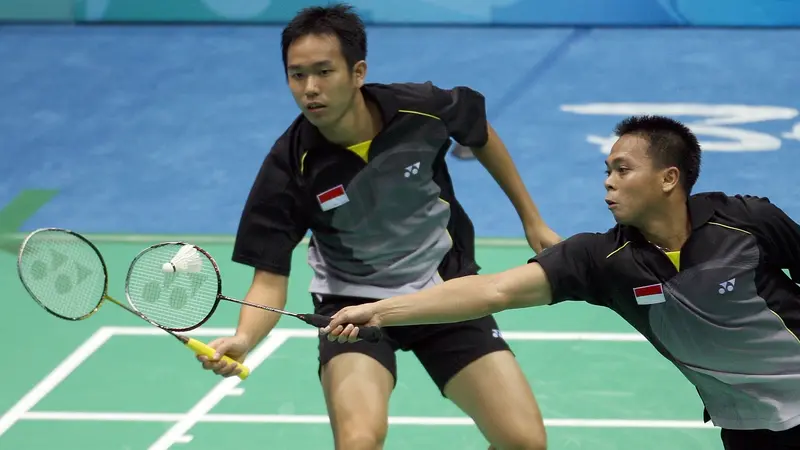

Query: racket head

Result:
[124,242,223,332]
[17,228,108,321]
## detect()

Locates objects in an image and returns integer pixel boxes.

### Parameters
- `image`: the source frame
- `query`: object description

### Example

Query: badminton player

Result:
[197,3,558,450]
[324,115,800,450]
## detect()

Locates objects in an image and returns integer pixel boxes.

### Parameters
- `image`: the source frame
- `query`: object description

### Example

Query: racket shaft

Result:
[219,295,299,318]
[219,296,382,342]
[181,337,250,380]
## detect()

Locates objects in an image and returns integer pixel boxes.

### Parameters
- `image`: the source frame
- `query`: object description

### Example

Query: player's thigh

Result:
[412,317,546,449]
[315,295,397,449]
[445,350,546,449]
[319,343,396,449]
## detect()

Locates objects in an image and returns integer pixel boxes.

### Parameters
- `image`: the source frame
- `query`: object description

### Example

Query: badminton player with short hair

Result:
[324,115,800,450]
[196,3,558,450]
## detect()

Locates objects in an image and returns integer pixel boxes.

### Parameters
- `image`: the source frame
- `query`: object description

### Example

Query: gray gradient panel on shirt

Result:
[309,114,454,298]
[649,226,800,430]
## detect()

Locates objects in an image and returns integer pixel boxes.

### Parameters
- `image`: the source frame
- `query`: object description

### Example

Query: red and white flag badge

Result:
[316,184,349,212]
[633,283,667,305]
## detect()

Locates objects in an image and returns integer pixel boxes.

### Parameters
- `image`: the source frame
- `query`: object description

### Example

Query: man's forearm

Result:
[376,275,503,327]
[236,302,282,347]
[235,271,289,348]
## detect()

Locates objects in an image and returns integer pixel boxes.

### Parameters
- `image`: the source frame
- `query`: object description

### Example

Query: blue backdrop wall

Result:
[2,0,800,27]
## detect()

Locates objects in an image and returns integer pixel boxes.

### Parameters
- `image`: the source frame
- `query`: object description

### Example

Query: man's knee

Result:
[440,350,547,450]
[334,422,388,450]
[320,353,394,450]
[484,405,547,450]
[489,427,547,450]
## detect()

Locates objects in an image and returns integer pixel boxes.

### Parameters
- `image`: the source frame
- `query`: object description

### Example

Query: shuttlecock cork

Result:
[163,244,203,273]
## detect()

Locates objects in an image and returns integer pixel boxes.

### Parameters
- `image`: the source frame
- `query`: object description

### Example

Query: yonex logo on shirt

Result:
[718,278,736,294]
[404,162,420,178]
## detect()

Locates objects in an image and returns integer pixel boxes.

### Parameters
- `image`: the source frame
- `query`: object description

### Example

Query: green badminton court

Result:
[0,237,723,450]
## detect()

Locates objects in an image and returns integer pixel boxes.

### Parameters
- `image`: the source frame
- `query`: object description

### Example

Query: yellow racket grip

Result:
[184,337,250,380]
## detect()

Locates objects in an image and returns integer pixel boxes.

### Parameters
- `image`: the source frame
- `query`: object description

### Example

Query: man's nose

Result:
[304,77,320,97]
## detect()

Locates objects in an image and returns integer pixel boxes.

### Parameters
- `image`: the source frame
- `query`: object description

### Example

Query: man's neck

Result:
[638,199,692,252]
[318,91,380,148]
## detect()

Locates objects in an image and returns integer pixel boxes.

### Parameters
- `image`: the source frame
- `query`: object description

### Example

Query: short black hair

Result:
[281,3,367,73]
[614,115,702,194]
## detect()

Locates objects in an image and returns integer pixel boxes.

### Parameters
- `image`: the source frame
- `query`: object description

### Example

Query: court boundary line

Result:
[103,326,648,341]
[20,411,715,429]
[148,327,643,449]
[2,326,680,447]
[149,333,291,450]
[0,328,114,437]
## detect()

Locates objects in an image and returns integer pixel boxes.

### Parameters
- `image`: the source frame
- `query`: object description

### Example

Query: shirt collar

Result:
[686,193,716,229]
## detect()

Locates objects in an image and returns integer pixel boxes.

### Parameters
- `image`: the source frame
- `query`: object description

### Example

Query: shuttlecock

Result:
[162,244,203,273]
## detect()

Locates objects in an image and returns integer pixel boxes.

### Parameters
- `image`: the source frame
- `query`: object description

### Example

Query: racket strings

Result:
[126,245,218,330]
[18,230,106,319]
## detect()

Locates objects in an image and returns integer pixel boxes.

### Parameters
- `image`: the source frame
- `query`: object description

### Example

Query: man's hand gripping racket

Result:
[321,304,384,344]
[124,242,384,354]
[16,228,251,380]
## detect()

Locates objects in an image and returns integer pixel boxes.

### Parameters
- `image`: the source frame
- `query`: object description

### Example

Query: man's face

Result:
[285,33,364,130]
[604,134,670,226]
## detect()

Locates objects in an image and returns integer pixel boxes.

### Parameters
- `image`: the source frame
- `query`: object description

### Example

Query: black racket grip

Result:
[300,313,383,343]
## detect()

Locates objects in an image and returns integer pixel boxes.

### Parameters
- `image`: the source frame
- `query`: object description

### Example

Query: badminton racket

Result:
[16,228,250,380]
[124,242,384,342]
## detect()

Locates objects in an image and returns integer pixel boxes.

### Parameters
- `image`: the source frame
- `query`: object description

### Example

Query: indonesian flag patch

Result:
[316,184,349,211]
[633,283,666,305]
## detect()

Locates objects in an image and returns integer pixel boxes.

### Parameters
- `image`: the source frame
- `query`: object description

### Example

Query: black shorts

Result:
[313,293,512,396]
[721,424,800,450]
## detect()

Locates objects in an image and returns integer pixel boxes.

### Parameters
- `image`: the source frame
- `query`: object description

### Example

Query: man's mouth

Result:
[306,102,326,112]
[606,199,617,208]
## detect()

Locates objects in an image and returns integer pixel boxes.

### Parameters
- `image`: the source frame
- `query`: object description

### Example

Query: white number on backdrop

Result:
[561,103,799,153]
[783,123,800,141]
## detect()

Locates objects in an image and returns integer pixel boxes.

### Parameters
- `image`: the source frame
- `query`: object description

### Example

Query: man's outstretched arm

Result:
[322,262,554,336]
[321,232,608,341]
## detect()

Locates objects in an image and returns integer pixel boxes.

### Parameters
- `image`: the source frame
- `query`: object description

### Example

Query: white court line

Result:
[0,327,647,439]
[23,411,183,422]
[20,411,715,429]
[0,328,114,437]
[148,332,292,450]
[103,326,241,336]
[106,326,647,342]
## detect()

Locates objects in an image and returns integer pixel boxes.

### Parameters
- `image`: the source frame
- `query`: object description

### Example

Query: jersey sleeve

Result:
[428,83,489,148]
[231,138,309,276]
[527,232,608,306]
[737,195,800,282]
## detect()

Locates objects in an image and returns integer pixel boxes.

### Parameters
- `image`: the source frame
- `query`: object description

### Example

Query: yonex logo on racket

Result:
[126,242,384,343]
[29,248,92,295]
[126,242,221,331]
[17,229,253,380]
[139,271,209,310]
[17,229,110,321]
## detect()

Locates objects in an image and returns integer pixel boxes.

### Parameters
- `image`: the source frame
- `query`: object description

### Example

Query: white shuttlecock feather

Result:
[162,244,203,273]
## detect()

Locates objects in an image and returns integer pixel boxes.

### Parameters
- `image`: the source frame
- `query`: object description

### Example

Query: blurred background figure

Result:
[451,142,476,160]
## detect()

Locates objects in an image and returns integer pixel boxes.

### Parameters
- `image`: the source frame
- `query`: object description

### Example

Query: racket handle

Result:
[300,313,383,343]
[184,337,251,380]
